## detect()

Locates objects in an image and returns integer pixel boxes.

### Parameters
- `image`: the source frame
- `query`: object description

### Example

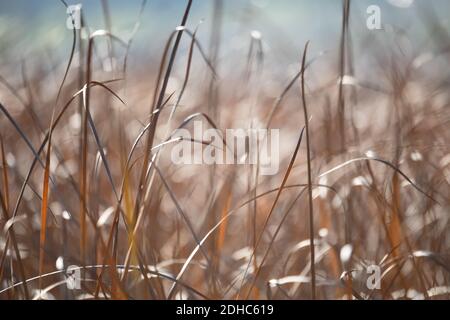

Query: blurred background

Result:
[0,0,449,300]
[1,0,449,77]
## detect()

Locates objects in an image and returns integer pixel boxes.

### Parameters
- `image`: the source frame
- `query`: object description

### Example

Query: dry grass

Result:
[0,0,449,300]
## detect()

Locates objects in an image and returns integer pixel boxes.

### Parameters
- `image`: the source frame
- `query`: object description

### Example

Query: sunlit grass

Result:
[0,0,449,300]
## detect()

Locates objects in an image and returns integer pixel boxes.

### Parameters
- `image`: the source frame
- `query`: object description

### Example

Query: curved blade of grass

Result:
[134,0,193,227]
[265,50,326,128]
[167,181,344,299]
[237,125,305,299]
[0,81,121,280]
[0,102,44,167]
[318,156,438,203]
[0,179,29,298]
[80,82,127,200]
[0,264,209,300]
[122,0,147,75]
[299,41,316,299]
[39,1,78,293]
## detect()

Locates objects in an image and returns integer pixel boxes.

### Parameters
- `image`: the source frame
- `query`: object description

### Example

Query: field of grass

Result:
[0,0,449,300]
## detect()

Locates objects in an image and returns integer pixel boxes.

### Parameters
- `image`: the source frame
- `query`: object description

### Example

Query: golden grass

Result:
[0,0,449,300]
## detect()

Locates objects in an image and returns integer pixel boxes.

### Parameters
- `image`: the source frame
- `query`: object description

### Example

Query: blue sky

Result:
[0,0,449,74]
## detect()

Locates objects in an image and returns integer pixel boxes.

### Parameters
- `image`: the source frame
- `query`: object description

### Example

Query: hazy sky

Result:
[0,0,449,75]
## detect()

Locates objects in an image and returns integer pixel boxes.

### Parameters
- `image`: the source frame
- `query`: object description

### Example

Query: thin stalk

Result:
[300,41,316,300]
